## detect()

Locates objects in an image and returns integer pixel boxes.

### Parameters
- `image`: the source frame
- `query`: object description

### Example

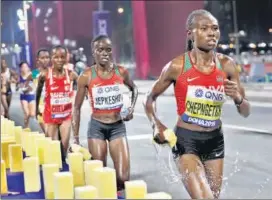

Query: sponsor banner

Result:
[21,42,32,67]
[93,10,112,38]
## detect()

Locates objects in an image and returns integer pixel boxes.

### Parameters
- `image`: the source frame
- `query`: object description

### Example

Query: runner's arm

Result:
[1,75,7,94]
[71,71,79,83]
[23,74,34,93]
[222,56,250,118]
[72,71,88,139]
[10,69,19,83]
[35,72,45,116]
[120,67,138,109]
[143,59,181,128]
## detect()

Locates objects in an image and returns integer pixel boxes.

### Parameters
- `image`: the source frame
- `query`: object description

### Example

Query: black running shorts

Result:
[172,126,224,162]
[87,117,126,141]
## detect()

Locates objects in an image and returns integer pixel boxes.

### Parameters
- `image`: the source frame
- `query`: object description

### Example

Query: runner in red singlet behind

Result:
[143,10,250,199]
[36,45,78,157]
[72,35,138,192]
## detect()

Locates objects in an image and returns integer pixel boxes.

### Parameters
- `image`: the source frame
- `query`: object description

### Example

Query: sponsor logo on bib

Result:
[50,92,72,119]
[92,84,123,110]
[182,85,225,128]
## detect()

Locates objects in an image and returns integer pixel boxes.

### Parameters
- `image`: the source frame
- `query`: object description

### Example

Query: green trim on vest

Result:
[91,67,97,79]
[183,52,192,72]
[114,65,121,76]
[184,52,223,72]
[215,55,223,70]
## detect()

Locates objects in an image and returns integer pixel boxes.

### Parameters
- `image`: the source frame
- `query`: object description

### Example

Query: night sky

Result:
[236,0,272,41]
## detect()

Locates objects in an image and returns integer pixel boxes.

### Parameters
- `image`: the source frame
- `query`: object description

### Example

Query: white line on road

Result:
[222,124,271,134]
[132,112,272,138]
[134,113,147,117]
[224,100,272,108]
[78,124,271,147]
[127,134,152,140]
[125,124,272,141]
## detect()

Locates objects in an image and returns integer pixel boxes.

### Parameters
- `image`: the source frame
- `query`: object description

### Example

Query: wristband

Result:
[235,97,244,108]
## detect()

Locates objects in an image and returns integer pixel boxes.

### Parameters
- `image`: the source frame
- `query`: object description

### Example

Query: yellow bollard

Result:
[74,186,98,199]
[23,157,41,192]
[43,137,53,164]
[6,120,15,135]
[36,137,51,165]
[125,180,147,199]
[14,126,23,144]
[93,167,117,199]
[67,153,85,186]
[50,140,63,169]
[9,144,23,172]
[53,172,74,199]
[1,140,16,168]
[84,160,103,186]
[145,192,172,199]
[29,133,45,156]
[42,164,59,199]
[1,160,8,194]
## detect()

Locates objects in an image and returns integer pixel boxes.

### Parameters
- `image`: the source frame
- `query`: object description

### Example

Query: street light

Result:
[17,9,24,17]
[232,1,239,57]
[23,1,31,43]
[117,7,124,14]
[248,43,256,49]
[16,1,34,65]
[16,1,34,41]
[25,4,30,10]
[17,8,25,30]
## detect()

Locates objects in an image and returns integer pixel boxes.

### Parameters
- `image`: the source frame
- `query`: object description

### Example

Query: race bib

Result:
[182,85,225,128]
[50,92,72,119]
[92,84,123,110]
[28,81,35,94]
[19,81,35,94]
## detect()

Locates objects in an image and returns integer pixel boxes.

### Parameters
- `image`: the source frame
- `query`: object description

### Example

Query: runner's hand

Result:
[224,79,240,100]
[153,122,168,145]
[122,107,134,121]
[73,136,80,145]
[36,109,42,119]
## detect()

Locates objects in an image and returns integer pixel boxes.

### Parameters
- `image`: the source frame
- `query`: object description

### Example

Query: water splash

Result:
[221,151,271,199]
[253,177,270,199]
[221,151,242,197]
[153,143,182,184]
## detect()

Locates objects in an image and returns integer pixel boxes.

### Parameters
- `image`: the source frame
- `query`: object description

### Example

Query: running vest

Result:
[19,73,35,95]
[174,52,226,128]
[43,68,73,123]
[88,66,124,114]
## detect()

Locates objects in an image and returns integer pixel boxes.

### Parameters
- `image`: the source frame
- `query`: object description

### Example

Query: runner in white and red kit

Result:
[36,45,78,158]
